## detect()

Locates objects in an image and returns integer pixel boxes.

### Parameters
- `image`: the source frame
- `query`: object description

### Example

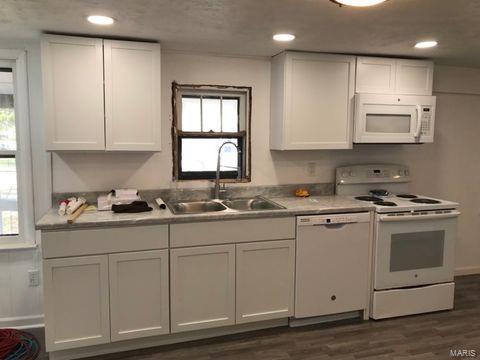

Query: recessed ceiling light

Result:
[273,33,295,42]
[330,0,387,7]
[87,15,115,26]
[414,40,438,49]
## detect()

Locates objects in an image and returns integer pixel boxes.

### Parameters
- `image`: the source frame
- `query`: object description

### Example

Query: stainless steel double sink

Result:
[166,196,285,215]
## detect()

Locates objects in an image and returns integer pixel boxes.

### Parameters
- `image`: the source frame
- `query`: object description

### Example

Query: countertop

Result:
[36,195,374,231]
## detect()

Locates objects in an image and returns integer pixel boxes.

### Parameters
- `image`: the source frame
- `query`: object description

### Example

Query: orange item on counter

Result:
[295,188,310,197]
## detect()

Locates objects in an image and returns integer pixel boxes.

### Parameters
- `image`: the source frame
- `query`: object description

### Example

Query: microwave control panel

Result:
[420,106,433,136]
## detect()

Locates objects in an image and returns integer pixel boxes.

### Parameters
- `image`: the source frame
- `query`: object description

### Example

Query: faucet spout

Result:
[214,141,241,199]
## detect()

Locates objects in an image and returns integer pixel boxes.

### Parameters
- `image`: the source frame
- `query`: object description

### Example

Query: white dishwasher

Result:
[295,212,371,319]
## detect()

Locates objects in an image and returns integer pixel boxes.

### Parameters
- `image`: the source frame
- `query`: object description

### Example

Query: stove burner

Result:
[370,189,390,197]
[396,194,418,199]
[411,198,441,204]
[355,196,383,202]
[374,201,398,207]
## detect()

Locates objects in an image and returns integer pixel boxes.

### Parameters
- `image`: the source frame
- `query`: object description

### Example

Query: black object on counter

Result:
[112,201,153,213]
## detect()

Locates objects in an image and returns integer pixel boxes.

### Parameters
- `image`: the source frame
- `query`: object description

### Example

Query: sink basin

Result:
[222,197,285,211]
[166,200,227,215]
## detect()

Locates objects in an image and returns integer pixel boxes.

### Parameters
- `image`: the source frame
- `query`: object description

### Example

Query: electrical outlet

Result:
[307,162,316,176]
[28,270,40,287]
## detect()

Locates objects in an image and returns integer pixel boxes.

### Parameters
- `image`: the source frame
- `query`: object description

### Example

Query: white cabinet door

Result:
[356,57,396,94]
[170,245,235,333]
[236,240,295,324]
[109,250,169,342]
[104,40,161,151]
[42,35,105,150]
[43,255,110,351]
[270,52,355,150]
[395,59,434,95]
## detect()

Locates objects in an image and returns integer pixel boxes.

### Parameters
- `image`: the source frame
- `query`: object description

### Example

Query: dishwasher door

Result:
[295,213,371,318]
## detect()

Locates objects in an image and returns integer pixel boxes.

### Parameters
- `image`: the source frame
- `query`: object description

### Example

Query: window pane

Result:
[181,138,238,172]
[222,98,239,132]
[0,157,18,235]
[181,96,201,131]
[202,98,221,132]
[0,76,15,149]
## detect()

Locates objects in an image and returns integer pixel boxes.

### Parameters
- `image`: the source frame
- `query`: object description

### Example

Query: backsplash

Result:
[52,182,334,206]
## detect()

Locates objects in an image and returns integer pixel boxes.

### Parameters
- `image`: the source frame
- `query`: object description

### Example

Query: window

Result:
[172,82,251,181]
[0,68,18,236]
[0,54,34,246]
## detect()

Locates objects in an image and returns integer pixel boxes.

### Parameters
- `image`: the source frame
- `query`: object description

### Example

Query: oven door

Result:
[374,211,459,290]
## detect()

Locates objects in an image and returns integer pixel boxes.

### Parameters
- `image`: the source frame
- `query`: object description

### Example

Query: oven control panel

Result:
[336,164,411,185]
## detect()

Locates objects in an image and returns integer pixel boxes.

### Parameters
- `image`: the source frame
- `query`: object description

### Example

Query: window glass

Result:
[0,157,18,236]
[181,96,201,132]
[202,97,221,132]
[0,102,16,150]
[181,138,238,172]
[222,98,239,132]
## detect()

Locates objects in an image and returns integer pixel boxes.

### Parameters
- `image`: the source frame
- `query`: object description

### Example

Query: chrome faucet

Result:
[214,141,241,199]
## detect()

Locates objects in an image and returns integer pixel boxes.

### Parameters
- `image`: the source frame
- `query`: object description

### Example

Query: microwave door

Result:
[357,104,417,143]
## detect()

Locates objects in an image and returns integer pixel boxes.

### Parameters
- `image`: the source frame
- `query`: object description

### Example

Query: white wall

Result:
[0,38,51,327]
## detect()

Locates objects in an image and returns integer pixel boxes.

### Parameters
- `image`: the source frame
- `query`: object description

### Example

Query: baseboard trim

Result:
[49,318,288,360]
[0,315,44,329]
[455,266,480,276]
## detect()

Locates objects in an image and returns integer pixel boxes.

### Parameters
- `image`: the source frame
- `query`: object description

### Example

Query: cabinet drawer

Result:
[42,225,168,258]
[170,217,295,248]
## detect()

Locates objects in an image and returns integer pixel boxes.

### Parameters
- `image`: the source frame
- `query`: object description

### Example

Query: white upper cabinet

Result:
[104,40,161,151]
[42,35,105,150]
[356,57,434,96]
[41,35,161,151]
[270,52,356,150]
[395,59,434,95]
[356,57,396,94]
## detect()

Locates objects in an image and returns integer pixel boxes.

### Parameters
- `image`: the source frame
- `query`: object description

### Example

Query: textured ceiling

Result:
[1,0,480,66]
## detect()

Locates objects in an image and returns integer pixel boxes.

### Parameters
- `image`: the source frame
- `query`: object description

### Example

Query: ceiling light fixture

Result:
[87,15,115,26]
[414,40,438,49]
[273,33,295,42]
[330,0,387,7]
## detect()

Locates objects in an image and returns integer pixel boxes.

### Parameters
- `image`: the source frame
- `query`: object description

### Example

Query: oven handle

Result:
[378,210,460,222]
[414,105,422,141]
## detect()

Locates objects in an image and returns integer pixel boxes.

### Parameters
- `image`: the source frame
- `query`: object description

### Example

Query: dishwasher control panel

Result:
[297,213,370,226]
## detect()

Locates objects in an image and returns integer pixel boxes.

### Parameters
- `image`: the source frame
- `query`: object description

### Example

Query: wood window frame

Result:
[171,82,252,182]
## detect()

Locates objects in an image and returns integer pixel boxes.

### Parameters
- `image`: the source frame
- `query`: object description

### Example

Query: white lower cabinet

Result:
[109,250,169,341]
[170,245,236,333]
[236,240,295,324]
[43,255,110,351]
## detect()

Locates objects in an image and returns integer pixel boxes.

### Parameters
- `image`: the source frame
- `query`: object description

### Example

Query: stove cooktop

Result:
[352,193,458,213]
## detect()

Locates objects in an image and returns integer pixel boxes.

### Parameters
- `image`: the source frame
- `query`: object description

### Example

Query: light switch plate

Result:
[28,270,40,287]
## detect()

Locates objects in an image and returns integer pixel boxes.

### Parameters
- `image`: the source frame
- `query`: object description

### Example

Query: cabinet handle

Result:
[331,295,336,301]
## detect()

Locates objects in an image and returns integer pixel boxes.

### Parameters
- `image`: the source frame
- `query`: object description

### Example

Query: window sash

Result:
[177,135,245,180]
[0,54,35,246]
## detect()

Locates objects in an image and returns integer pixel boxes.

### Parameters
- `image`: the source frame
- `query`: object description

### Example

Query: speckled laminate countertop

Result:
[36,196,374,231]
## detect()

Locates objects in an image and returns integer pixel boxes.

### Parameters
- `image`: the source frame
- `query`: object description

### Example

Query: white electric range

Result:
[336,164,460,320]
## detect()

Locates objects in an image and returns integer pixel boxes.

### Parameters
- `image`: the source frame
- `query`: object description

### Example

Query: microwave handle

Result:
[414,105,422,141]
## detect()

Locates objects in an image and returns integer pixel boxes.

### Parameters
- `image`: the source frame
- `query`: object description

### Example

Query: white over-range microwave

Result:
[353,94,436,144]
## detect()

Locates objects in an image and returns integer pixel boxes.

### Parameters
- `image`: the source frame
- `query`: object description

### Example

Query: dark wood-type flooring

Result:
[37,275,480,360]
